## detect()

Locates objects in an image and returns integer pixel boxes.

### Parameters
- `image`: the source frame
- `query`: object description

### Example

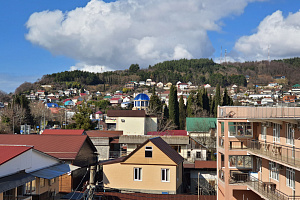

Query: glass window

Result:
[161,168,170,182]
[196,152,201,158]
[40,178,45,187]
[134,168,142,181]
[261,126,267,140]
[269,161,279,181]
[286,167,295,189]
[237,156,244,168]
[145,146,152,158]
[141,101,144,106]
[273,124,280,142]
[228,122,252,137]
[229,156,236,167]
[286,124,295,145]
[229,155,252,168]
[256,158,262,172]
[187,151,191,158]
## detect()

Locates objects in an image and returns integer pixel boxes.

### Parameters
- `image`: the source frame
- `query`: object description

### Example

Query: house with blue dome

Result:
[133,93,150,111]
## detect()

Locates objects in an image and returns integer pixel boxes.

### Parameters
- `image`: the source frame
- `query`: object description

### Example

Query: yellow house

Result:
[101,137,183,194]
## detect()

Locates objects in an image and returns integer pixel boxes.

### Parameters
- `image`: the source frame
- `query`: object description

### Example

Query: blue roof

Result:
[64,100,74,106]
[134,93,150,101]
[47,103,58,108]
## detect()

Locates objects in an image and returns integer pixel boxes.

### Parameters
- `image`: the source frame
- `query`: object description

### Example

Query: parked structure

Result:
[217,106,300,200]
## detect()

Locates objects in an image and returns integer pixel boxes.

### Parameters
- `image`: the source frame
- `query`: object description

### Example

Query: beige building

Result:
[101,137,183,194]
[217,106,300,200]
[105,110,157,135]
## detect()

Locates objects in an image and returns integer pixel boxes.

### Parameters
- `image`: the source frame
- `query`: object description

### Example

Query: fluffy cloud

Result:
[26,0,257,71]
[235,10,300,60]
[70,63,113,73]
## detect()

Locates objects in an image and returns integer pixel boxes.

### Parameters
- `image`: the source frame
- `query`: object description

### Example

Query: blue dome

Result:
[134,93,150,101]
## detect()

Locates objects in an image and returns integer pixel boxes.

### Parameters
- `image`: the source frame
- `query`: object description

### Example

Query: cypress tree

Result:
[186,93,194,117]
[179,95,186,130]
[203,88,210,113]
[214,84,221,117]
[222,88,230,106]
[169,85,179,128]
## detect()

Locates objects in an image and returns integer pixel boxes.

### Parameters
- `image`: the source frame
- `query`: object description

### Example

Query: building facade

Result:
[217,106,300,200]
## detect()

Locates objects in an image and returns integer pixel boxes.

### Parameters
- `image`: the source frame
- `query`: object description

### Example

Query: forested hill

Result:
[16,57,300,94]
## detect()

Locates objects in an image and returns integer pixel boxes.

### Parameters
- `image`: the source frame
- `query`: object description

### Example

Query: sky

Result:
[0,0,299,93]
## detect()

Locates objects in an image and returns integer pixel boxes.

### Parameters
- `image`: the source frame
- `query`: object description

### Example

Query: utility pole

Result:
[87,165,96,200]
[198,172,200,200]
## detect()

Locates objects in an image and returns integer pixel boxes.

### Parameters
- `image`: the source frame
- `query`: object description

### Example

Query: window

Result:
[273,124,280,142]
[286,167,295,189]
[161,168,170,182]
[229,155,252,168]
[25,180,36,194]
[145,146,152,158]
[134,168,142,181]
[40,178,45,187]
[256,158,262,172]
[187,151,191,158]
[228,122,252,137]
[286,124,294,145]
[261,126,267,140]
[269,161,279,181]
[50,178,55,185]
[196,152,201,159]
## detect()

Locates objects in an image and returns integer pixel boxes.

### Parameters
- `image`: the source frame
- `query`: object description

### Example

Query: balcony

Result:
[247,140,300,170]
[230,173,300,200]
[109,151,129,159]
[218,106,300,119]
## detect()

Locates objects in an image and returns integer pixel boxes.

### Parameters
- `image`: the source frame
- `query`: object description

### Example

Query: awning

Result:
[30,164,80,179]
[0,172,35,193]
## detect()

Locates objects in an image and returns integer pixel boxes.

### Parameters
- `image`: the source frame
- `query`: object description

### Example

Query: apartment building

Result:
[217,106,300,200]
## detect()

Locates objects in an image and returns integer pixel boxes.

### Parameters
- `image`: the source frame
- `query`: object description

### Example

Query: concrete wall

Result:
[117,117,146,135]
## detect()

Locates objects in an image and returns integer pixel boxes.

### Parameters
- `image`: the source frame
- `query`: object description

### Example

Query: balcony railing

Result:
[109,151,130,159]
[247,140,300,169]
[229,140,248,150]
[218,106,300,119]
[230,173,300,200]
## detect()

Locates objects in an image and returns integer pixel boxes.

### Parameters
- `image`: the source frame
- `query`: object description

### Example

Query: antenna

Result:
[220,46,223,64]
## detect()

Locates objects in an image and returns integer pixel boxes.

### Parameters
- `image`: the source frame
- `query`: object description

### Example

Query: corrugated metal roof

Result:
[0,172,35,193]
[147,130,187,136]
[107,110,147,117]
[42,129,85,135]
[30,164,79,179]
[86,130,123,138]
[186,118,216,132]
[0,135,93,160]
[0,145,32,165]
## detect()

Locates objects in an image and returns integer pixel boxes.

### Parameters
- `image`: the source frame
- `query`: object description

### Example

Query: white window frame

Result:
[228,122,253,137]
[286,167,295,189]
[273,124,280,143]
[269,161,279,181]
[161,168,170,182]
[134,168,142,181]
[286,124,294,145]
[261,126,267,141]
[145,146,153,158]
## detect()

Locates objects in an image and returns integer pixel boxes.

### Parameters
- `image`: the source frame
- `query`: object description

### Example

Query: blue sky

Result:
[0,0,299,93]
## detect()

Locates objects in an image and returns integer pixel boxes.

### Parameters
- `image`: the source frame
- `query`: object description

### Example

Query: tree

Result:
[222,88,231,106]
[186,93,194,117]
[179,95,186,130]
[168,85,179,128]
[129,64,140,73]
[214,84,221,117]
[69,104,95,130]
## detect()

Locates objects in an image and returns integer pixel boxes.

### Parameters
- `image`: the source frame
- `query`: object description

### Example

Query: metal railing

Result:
[229,140,248,150]
[247,140,300,169]
[230,173,300,200]
[218,106,300,119]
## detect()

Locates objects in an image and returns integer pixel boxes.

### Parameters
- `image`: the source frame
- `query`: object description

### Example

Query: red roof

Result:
[147,130,187,136]
[0,135,91,160]
[63,99,72,103]
[195,161,217,169]
[42,129,85,135]
[86,130,123,138]
[0,145,32,165]
[110,98,121,100]
[80,93,87,96]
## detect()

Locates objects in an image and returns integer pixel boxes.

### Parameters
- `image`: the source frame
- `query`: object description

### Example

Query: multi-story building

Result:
[217,106,300,200]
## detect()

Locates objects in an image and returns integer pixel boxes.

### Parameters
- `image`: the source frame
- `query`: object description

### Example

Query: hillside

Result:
[14,57,300,94]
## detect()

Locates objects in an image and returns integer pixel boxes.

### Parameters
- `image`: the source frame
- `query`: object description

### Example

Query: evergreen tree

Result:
[214,84,221,117]
[203,88,210,112]
[168,85,179,128]
[149,86,162,115]
[163,104,169,119]
[186,93,194,117]
[222,88,230,106]
[179,95,186,130]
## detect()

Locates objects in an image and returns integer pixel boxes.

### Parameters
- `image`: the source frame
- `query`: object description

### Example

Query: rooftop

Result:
[0,145,32,165]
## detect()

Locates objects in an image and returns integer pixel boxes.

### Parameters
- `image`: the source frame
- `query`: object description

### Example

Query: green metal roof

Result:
[186,117,217,132]
[292,84,300,88]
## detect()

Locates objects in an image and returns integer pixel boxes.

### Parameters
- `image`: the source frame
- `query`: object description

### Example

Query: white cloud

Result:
[0,74,39,93]
[234,10,300,61]
[70,63,113,73]
[26,0,258,70]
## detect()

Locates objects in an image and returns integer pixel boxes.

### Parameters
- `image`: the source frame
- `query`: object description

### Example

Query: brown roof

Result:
[86,130,123,138]
[122,137,183,165]
[195,161,217,169]
[107,110,147,117]
[0,135,95,160]
[42,129,86,135]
